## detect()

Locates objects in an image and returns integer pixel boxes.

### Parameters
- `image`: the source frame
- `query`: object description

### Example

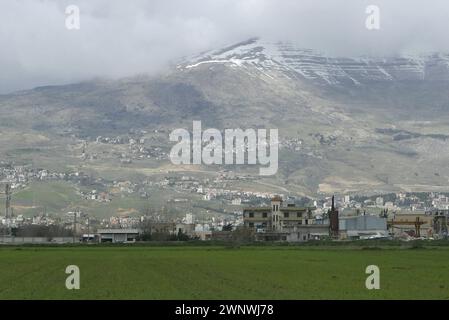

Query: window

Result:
[249,212,254,218]
[284,212,289,218]
[262,212,267,218]
[305,219,309,225]
[249,223,254,228]
[297,212,302,218]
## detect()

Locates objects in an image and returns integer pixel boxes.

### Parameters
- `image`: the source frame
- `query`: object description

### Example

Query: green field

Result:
[0,246,448,300]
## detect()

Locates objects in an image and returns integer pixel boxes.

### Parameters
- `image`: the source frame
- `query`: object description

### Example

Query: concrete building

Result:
[97,228,139,243]
[255,225,329,242]
[243,196,315,231]
[184,213,194,224]
[243,196,327,242]
[430,210,449,238]
[376,197,384,207]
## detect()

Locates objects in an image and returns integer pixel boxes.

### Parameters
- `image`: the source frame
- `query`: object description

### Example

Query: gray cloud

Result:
[1,0,448,93]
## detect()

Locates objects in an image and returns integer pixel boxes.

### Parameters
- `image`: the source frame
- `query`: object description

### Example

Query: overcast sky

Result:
[1,0,449,93]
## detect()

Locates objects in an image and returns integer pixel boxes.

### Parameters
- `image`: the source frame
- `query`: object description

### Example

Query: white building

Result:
[232,198,242,205]
[185,213,194,224]
[376,197,384,207]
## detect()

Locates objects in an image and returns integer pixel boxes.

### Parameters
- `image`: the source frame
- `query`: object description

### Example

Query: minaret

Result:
[328,195,339,238]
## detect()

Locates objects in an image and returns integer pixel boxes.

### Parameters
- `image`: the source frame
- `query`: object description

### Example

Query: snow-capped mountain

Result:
[178,38,449,86]
[2,38,449,195]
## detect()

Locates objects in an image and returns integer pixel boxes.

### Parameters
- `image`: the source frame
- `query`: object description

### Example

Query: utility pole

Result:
[87,216,90,243]
[4,184,12,237]
[73,208,78,244]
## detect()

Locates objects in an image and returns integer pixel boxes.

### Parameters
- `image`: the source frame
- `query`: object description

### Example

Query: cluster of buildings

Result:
[93,130,168,163]
[0,164,86,190]
[90,195,449,244]
[2,160,449,244]
[242,196,449,242]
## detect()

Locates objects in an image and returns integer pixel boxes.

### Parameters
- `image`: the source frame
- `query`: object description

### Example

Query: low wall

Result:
[0,236,75,244]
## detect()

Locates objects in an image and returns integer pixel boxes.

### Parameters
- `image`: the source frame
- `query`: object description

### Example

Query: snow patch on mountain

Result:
[178,38,449,86]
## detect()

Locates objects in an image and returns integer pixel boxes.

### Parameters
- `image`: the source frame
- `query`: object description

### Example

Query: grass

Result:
[11,180,150,218]
[0,246,448,300]
[8,180,242,220]
[14,181,80,211]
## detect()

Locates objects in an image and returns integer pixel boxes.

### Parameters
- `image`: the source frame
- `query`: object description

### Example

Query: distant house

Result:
[147,222,176,234]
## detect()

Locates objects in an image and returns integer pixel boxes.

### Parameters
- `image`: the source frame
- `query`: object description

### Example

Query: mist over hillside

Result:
[1,38,449,198]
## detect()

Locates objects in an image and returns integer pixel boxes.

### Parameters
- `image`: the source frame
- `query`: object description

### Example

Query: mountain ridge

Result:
[178,37,449,86]
[1,38,449,196]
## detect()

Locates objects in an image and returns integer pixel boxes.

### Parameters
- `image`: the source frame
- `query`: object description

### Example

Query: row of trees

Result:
[136,229,199,242]
[8,225,73,238]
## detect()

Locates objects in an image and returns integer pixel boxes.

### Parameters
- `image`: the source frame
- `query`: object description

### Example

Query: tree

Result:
[222,224,233,232]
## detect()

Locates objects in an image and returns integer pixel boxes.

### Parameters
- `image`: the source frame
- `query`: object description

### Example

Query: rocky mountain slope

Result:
[179,38,449,85]
[1,38,449,196]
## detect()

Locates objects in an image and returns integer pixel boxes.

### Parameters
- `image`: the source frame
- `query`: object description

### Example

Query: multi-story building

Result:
[243,196,313,231]
[243,196,329,241]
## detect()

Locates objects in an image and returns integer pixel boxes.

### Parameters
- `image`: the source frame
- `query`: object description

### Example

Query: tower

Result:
[328,196,339,238]
[5,183,11,219]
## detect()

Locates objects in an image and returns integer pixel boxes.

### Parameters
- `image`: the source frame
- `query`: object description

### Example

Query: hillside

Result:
[1,38,449,199]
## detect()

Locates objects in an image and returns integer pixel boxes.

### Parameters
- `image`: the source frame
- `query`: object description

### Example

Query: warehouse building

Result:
[339,215,388,240]
[97,228,139,243]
